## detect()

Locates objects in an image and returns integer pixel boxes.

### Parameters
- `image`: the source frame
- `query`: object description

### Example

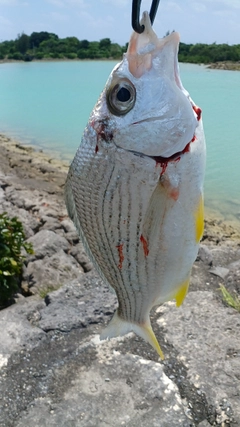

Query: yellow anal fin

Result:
[100,311,164,360]
[195,194,204,243]
[174,279,190,307]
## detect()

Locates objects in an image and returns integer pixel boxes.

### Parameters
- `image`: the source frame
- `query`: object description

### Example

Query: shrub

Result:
[35,52,44,59]
[66,52,77,59]
[11,52,23,60]
[0,213,33,306]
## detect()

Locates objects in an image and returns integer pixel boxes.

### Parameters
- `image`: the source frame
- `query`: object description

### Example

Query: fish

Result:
[65,12,206,359]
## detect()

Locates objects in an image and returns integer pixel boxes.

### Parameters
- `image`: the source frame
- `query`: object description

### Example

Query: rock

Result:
[228,259,240,272]
[198,421,211,427]
[0,186,5,202]
[0,298,46,360]
[60,218,76,233]
[157,291,240,425]
[4,187,38,210]
[13,353,192,427]
[0,204,40,238]
[40,215,62,231]
[22,250,83,295]
[13,293,26,303]
[39,273,116,332]
[209,266,230,279]
[2,134,240,427]
[27,229,69,261]
[70,242,93,272]
[64,230,79,244]
[211,246,240,266]
[197,244,213,266]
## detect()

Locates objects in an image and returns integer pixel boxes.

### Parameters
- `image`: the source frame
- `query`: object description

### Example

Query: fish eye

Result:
[106,79,136,116]
[117,87,131,102]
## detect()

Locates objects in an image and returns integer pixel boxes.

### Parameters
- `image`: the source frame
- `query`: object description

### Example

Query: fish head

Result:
[91,12,198,158]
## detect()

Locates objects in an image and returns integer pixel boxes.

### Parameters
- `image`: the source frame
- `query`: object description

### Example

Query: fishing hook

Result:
[132,0,161,34]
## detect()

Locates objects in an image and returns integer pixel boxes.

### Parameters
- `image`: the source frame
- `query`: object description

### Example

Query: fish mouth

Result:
[116,136,195,166]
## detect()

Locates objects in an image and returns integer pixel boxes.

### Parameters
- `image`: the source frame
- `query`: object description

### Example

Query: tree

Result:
[99,38,111,50]
[16,33,29,54]
[79,39,89,49]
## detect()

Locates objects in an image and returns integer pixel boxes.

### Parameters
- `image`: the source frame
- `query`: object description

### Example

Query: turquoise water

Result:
[0,61,240,223]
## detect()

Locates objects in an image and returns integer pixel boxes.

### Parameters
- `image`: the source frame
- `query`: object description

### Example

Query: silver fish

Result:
[65,12,206,359]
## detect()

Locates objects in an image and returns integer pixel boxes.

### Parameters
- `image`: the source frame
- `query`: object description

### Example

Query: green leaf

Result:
[3,271,12,276]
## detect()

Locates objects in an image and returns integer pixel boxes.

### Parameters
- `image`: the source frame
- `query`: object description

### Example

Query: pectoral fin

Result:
[141,176,178,255]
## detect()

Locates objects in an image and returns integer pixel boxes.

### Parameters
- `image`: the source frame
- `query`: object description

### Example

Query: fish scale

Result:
[65,12,206,359]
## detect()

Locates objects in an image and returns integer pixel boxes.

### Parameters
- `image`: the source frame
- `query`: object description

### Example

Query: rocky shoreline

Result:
[0,134,240,426]
[207,61,240,71]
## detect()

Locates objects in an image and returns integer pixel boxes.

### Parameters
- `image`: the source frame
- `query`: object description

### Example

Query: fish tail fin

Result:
[100,311,164,360]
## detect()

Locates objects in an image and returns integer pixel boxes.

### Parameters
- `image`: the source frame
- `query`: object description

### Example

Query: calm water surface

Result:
[0,61,240,224]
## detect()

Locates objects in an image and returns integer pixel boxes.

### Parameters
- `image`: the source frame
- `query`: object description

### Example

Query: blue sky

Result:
[0,0,240,45]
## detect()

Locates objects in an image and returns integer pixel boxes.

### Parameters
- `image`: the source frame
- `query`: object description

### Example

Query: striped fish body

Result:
[65,13,206,358]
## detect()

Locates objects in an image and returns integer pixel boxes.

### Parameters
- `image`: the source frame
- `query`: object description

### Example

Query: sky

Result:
[0,0,240,46]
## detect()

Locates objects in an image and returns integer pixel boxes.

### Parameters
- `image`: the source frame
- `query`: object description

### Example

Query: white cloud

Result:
[202,0,240,9]
[46,0,65,7]
[0,15,14,40]
[51,11,69,21]
[46,0,85,6]
[0,15,12,25]
[161,2,182,13]
[101,0,128,7]
[191,2,206,13]
[213,9,234,17]
[78,10,114,30]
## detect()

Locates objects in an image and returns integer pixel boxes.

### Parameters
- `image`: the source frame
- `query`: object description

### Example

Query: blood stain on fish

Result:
[140,234,149,257]
[152,138,194,177]
[116,243,124,269]
[169,188,179,201]
[192,105,202,121]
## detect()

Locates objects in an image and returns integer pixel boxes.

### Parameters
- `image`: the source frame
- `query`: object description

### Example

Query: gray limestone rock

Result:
[209,266,230,279]
[64,230,80,244]
[22,250,83,295]
[60,218,77,233]
[0,298,46,360]
[0,204,40,238]
[70,242,93,272]
[38,274,117,332]
[27,229,69,261]
[157,291,240,425]
[197,244,213,266]
[40,215,62,231]
[14,352,191,427]
[198,421,211,427]
[228,259,240,272]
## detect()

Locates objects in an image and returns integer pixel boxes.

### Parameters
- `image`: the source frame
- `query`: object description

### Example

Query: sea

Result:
[0,60,240,227]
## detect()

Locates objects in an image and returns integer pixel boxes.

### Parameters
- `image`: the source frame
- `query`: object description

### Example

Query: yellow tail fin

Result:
[100,311,164,360]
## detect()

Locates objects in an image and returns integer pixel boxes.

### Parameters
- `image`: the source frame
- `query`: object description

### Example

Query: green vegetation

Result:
[0,32,125,61]
[0,213,33,306]
[179,42,240,64]
[39,284,62,299]
[0,31,240,64]
[219,285,240,313]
